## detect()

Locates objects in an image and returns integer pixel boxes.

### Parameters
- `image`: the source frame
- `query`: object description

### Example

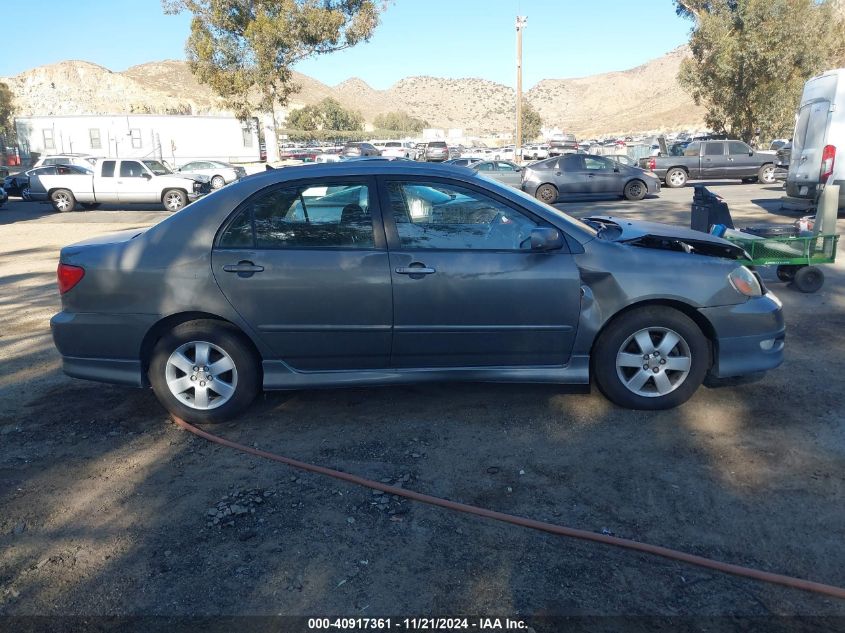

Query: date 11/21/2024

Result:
[307,617,529,630]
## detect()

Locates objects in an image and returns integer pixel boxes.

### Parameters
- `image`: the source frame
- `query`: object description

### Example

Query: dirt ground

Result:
[0,182,844,629]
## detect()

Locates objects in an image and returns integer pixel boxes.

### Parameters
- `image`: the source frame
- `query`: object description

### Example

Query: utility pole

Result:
[515,15,527,162]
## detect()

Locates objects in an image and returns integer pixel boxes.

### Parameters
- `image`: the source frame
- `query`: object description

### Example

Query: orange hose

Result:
[172,416,845,601]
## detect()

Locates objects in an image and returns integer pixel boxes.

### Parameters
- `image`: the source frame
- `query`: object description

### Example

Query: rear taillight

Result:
[820,145,835,184]
[647,158,656,170]
[57,263,84,294]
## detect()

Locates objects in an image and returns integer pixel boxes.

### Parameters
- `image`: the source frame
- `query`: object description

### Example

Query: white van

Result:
[786,68,845,208]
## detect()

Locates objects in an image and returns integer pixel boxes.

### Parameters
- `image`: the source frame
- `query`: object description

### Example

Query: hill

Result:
[2,49,706,136]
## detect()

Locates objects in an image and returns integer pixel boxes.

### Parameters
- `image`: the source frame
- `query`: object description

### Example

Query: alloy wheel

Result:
[615,327,692,398]
[165,340,238,410]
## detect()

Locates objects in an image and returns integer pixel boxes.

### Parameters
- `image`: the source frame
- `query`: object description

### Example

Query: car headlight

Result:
[728,266,762,297]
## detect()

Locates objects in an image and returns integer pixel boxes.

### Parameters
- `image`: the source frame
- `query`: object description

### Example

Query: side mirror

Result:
[142,172,152,180]
[748,150,754,156]
[530,227,564,251]
[514,166,522,172]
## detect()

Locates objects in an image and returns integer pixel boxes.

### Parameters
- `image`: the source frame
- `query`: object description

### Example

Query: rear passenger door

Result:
[211,176,393,371]
[555,154,586,195]
[701,142,727,179]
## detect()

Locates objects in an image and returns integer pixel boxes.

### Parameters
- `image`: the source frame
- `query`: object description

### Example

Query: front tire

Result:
[593,307,710,410]
[623,179,647,201]
[163,189,187,212]
[665,168,687,188]
[535,183,558,204]
[51,189,76,213]
[210,175,225,189]
[149,320,260,423]
[758,164,776,184]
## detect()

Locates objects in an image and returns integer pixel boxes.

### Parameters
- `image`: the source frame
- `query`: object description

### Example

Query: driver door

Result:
[378,176,582,368]
[115,160,156,203]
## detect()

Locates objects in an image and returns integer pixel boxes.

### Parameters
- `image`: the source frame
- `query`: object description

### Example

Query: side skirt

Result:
[262,356,591,390]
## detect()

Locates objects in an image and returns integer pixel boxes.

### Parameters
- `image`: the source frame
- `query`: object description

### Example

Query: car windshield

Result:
[143,160,173,176]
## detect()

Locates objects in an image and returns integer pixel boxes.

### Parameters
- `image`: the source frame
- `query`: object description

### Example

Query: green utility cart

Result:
[724,233,839,293]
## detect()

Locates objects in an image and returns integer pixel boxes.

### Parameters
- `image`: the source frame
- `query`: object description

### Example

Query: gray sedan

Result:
[522,154,661,202]
[51,162,783,423]
[472,160,524,187]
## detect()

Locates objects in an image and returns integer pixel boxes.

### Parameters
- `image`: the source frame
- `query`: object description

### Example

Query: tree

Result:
[675,0,845,142]
[0,82,14,139]
[521,100,542,142]
[372,111,429,133]
[286,97,364,131]
[163,0,381,135]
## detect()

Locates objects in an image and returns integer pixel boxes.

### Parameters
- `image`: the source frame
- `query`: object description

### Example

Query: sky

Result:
[5,0,692,89]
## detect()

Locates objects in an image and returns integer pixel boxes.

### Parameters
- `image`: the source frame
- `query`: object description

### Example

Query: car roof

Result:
[249,161,476,183]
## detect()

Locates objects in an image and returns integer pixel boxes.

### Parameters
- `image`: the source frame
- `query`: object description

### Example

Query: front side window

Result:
[120,161,146,178]
[142,160,172,176]
[476,162,494,172]
[43,129,55,150]
[728,141,751,155]
[219,183,374,249]
[130,128,142,149]
[89,128,101,150]
[387,181,538,251]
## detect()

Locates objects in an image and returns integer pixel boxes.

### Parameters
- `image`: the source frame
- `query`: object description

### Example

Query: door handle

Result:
[587,173,595,177]
[223,261,264,276]
[395,265,436,275]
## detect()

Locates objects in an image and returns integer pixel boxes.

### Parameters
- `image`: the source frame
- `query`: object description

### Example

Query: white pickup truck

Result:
[30,158,211,212]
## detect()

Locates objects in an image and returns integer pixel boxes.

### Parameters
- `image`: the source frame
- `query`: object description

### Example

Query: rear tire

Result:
[593,307,710,410]
[535,183,558,204]
[149,320,260,423]
[623,179,647,201]
[51,189,76,213]
[665,168,687,188]
[791,266,824,293]
[163,189,187,212]
[758,164,776,184]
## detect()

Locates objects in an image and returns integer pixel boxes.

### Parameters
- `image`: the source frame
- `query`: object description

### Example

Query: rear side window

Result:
[219,183,374,249]
[683,142,701,157]
[101,161,116,177]
[704,143,724,156]
[559,154,583,171]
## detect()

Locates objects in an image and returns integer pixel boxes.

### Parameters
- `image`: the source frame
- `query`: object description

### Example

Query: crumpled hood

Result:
[585,216,749,260]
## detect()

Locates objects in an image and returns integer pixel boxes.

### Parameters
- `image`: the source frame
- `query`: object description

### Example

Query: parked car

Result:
[769,139,790,151]
[419,141,450,162]
[443,158,483,167]
[33,153,99,169]
[639,140,778,188]
[175,160,246,189]
[3,170,34,197]
[472,160,524,187]
[775,142,792,180]
[548,133,579,157]
[492,146,516,161]
[381,141,417,160]
[26,164,95,204]
[523,154,661,202]
[51,162,785,422]
[786,68,844,209]
[0,185,7,207]
[32,158,210,212]
[341,142,380,158]
[524,144,550,160]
